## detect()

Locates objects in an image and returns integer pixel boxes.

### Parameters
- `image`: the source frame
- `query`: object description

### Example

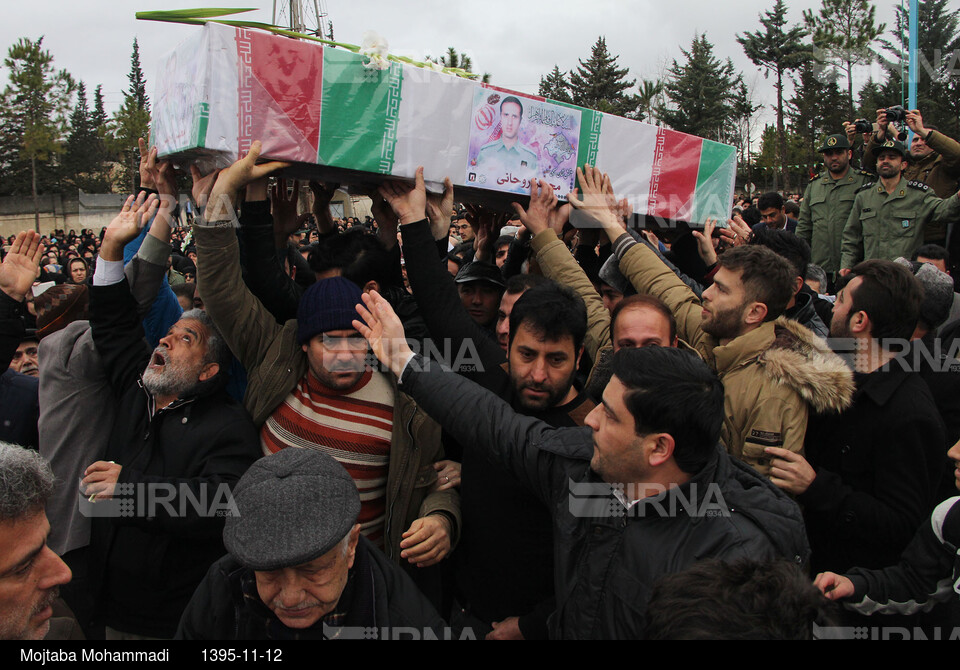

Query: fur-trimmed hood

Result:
[759,316,854,414]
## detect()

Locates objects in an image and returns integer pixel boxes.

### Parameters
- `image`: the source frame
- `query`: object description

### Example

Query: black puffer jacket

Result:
[399,356,810,639]
[89,279,261,638]
[175,536,446,640]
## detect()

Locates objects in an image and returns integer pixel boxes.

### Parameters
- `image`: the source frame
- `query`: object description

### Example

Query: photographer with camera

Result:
[861,108,960,248]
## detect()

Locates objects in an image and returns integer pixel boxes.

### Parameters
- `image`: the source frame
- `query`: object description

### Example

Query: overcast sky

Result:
[2,0,903,139]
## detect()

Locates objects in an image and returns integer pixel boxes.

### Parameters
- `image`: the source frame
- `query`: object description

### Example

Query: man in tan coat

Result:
[566,166,855,476]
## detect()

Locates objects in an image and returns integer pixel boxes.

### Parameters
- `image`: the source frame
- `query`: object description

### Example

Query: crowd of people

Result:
[1,104,960,641]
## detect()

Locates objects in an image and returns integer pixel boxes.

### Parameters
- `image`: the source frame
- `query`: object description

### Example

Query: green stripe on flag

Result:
[195,102,210,147]
[318,50,403,173]
[692,140,737,224]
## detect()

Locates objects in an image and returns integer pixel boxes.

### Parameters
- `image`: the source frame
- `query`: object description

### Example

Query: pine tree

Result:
[788,61,848,183]
[62,81,109,193]
[658,34,739,141]
[538,65,572,103]
[0,37,74,229]
[567,37,639,118]
[737,0,812,191]
[107,38,151,192]
[803,0,885,116]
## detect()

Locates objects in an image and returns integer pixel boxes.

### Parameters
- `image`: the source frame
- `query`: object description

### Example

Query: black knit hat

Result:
[296,276,365,345]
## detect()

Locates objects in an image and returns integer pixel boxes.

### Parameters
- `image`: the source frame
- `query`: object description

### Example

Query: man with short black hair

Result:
[645,558,833,640]
[0,443,73,640]
[354,295,809,639]
[572,165,854,476]
[770,260,946,581]
[755,192,798,234]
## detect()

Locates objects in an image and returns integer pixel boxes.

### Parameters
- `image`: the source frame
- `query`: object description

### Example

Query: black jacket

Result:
[89,279,261,638]
[399,356,810,639]
[801,365,946,575]
[175,536,446,640]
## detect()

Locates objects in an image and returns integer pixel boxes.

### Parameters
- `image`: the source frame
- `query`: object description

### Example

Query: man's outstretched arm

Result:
[354,272,579,507]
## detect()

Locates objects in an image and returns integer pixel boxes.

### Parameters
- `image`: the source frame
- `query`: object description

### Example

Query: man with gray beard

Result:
[82,193,260,639]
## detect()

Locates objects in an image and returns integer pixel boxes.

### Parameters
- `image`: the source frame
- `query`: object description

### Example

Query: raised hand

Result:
[271,178,302,239]
[309,181,340,234]
[353,290,414,378]
[511,179,558,236]
[0,231,44,302]
[138,137,156,191]
[189,165,220,209]
[206,141,291,222]
[691,218,719,266]
[379,166,426,225]
[568,165,622,232]
[100,192,160,262]
[425,177,455,240]
[718,214,752,248]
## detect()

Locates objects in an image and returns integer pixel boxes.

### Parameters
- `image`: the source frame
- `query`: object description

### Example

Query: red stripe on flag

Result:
[647,128,702,223]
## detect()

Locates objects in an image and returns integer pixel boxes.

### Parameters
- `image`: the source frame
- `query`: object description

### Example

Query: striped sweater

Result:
[261,369,394,548]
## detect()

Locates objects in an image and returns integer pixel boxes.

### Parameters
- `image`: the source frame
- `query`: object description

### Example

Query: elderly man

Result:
[176,448,445,640]
[83,193,261,639]
[0,443,74,640]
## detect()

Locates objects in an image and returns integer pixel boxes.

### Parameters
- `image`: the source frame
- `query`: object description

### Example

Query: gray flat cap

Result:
[223,449,360,571]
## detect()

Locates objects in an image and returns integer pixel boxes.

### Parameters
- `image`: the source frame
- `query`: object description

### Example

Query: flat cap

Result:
[223,449,360,571]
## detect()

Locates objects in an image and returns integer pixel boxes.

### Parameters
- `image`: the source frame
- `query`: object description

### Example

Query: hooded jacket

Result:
[614,236,854,476]
[397,356,810,639]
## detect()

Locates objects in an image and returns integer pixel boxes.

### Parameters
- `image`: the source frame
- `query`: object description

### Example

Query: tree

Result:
[538,65,572,103]
[787,61,848,182]
[636,78,663,125]
[803,0,885,116]
[0,37,75,230]
[427,46,491,83]
[657,33,740,142]
[729,80,762,178]
[875,0,960,139]
[107,38,151,192]
[567,36,640,117]
[737,0,812,191]
[62,81,109,193]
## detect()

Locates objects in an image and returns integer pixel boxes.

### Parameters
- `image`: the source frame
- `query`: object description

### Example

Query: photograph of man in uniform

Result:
[475,96,539,191]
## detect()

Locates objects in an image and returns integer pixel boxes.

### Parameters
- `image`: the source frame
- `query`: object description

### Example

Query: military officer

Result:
[475,96,539,192]
[796,134,874,285]
[840,139,960,274]
[862,108,960,246]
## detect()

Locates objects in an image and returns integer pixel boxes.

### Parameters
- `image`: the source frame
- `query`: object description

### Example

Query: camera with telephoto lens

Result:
[853,119,873,134]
